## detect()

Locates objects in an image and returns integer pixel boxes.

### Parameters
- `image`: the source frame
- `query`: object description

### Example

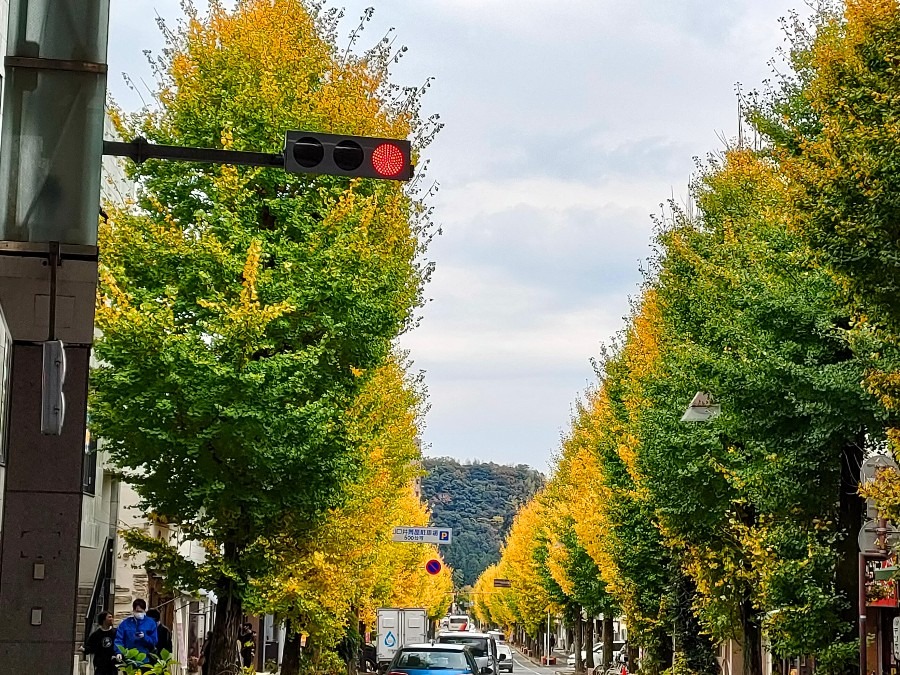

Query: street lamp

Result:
[680,391,721,422]
[676,392,721,666]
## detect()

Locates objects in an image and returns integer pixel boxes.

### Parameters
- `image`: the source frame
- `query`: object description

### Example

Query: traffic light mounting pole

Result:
[103,138,284,170]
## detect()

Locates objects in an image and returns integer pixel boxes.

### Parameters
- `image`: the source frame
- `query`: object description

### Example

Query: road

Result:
[508,648,571,675]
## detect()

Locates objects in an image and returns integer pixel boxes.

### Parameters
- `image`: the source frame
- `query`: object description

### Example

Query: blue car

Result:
[388,644,488,675]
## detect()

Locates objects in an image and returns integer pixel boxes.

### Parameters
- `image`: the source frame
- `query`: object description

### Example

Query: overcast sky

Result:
[109,0,807,472]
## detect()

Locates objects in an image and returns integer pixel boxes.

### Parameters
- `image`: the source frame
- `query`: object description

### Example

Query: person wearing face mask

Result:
[114,598,158,667]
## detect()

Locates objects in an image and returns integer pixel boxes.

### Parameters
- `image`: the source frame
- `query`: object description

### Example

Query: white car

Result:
[488,630,506,643]
[497,644,513,672]
[566,642,626,668]
[567,644,599,668]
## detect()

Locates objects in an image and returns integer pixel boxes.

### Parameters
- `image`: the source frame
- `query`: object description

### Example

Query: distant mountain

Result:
[420,457,545,586]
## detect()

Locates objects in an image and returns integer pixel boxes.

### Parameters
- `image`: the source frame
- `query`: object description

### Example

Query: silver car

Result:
[497,644,513,672]
[437,632,499,674]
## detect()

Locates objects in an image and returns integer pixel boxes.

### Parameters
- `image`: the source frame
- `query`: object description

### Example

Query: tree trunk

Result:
[627,644,639,674]
[585,618,595,670]
[602,616,613,669]
[281,626,303,675]
[740,597,763,675]
[574,614,584,674]
[677,573,719,675]
[652,624,673,675]
[209,578,242,675]
[836,441,864,631]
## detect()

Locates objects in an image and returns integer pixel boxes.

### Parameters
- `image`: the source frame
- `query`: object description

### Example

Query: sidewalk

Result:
[512,644,570,670]
[515,645,621,675]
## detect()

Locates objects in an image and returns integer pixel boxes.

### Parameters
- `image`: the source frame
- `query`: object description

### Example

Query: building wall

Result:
[109,484,215,675]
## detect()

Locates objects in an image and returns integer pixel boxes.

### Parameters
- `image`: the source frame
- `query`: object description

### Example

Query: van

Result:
[446,615,470,631]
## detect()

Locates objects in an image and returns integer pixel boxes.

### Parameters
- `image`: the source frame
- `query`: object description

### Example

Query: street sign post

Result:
[426,559,442,575]
[858,519,900,553]
[893,617,900,661]
[392,527,452,545]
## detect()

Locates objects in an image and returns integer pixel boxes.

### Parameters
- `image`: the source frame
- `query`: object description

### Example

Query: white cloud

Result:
[108,0,811,469]
[441,177,670,221]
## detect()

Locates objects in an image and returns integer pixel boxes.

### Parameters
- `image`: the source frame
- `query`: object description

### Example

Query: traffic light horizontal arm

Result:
[103,137,283,169]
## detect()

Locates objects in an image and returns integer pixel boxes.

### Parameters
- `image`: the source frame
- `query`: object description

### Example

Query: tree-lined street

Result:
[6,1,900,675]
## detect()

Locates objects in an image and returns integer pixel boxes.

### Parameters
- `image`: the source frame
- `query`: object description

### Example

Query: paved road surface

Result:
[509,648,571,675]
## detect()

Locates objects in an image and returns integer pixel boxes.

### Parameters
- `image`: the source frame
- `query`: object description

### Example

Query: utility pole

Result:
[546,611,551,663]
[0,1,109,670]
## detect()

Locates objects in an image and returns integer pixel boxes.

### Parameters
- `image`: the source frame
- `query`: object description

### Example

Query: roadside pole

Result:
[546,611,550,663]
[0,1,109,670]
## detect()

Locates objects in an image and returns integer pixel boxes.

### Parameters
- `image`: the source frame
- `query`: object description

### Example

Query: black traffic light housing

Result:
[284,131,413,181]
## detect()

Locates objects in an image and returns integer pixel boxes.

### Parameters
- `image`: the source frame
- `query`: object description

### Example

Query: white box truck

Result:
[376,608,429,671]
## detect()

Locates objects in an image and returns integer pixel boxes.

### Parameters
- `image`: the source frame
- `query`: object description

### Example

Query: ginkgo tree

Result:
[248,357,451,675]
[752,0,900,533]
[473,5,900,675]
[537,426,618,672]
[92,1,439,672]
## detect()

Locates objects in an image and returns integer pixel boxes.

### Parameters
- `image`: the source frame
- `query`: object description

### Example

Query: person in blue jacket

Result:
[114,598,158,666]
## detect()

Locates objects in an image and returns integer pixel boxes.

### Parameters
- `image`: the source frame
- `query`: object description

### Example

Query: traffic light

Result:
[284,131,413,181]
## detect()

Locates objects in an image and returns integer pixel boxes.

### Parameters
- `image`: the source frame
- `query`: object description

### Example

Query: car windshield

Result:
[396,650,471,670]
[439,636,489,658]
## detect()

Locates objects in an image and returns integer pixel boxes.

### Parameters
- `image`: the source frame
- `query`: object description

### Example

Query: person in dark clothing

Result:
[239,622,257,668]
[200,632,212,675]
[147,608,173,658]
[83,611,118,675]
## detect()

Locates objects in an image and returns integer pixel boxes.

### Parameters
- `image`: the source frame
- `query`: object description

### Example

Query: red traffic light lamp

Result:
[285,131,413,180]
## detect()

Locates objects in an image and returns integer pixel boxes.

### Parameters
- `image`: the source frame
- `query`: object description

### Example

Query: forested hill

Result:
[420,458,545,586]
